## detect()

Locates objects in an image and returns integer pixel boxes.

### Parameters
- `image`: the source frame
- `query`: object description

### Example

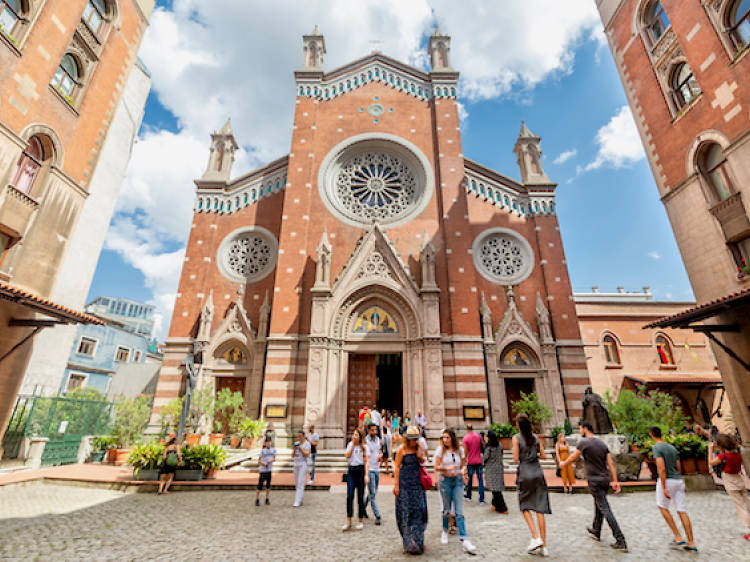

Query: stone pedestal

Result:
[25,437,48,470]
[566,433,628,455]
[77,435,95,464]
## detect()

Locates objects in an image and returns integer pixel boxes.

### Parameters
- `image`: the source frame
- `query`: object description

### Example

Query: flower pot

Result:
[696,457,709,475]
[680,457,698,475]
[112,448,131,466]
[645,459,658,480]
[209,433,224,446]
[186,433,201,446]
[175,469,203,481]
[89,450,105,463]
[500,437,512,450]
[242,437,255,449]
[132,468,159,481]
[107,448,117,463]
[629,444,641,453]
[229,435,241,448]
[204,467,217,479]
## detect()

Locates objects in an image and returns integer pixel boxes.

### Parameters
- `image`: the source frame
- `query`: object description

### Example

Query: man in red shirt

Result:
[463,424,485,503]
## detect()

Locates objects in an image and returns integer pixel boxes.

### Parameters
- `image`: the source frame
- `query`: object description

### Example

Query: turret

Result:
[513,122,551,186]
[429,28,452,71]
[201,119,238,183]
[302,25,326,69]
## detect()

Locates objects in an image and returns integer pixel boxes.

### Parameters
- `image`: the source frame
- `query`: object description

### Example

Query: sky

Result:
[87,0,694,340]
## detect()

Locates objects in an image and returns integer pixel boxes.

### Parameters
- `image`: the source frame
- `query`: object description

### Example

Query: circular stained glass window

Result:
[472,228,534,285]
[217,226,278,284]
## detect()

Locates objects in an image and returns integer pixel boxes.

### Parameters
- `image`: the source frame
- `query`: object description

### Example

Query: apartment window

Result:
[0,0,20,36]
[134,350,142,362]
[699,143,735,202]
[82,0,107,35]
[10,137,44,195]
[729,0,750,49]
[67,373,87,391]
[656,335,674,365]
[115,346,130,362]
[671,63,700,108]
[52,54,81,97]
[732,237,750,273]
[603,335,621,365]
[77,337,97,356]
[646,1,671,43]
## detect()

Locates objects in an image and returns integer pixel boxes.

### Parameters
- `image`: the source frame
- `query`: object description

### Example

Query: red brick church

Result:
[152,28,590,446]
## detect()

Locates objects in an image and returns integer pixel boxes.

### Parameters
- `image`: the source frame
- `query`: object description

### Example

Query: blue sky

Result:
[88,1,693,339]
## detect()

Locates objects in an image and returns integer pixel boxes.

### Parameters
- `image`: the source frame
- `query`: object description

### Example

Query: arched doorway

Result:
[499,343,540,423]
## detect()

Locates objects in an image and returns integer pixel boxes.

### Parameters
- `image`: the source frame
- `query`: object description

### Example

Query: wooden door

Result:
[505,378,534,423]
[347,355,377,436]
[216,376,246,396]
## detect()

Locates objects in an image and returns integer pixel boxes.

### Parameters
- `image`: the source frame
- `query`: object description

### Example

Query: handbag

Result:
[419,466,433,490]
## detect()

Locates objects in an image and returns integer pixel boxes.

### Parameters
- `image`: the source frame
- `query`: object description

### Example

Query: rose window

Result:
[472,228,534,285]
[335,152,418,223]
[217,227,278,284]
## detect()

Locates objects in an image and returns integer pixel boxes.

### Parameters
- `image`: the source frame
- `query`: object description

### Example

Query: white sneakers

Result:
[355,521,364,530]
[540,547,549,557]
[307,479,314,485]
[341,523,351,532]
[441,531,449,545]
[527,537,543,553]
[461,539,477,554]
[342,521,364,531]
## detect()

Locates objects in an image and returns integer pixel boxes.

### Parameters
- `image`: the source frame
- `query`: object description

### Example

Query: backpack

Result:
[166,451,179,467]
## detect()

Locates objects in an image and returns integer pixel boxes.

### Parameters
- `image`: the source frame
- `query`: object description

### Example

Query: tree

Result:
[604,385,686,444]
[510,391,552,430]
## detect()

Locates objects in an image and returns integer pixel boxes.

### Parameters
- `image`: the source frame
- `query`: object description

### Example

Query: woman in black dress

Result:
[512,413,550,556]
[393,426,428,554]
[157,437,181,495]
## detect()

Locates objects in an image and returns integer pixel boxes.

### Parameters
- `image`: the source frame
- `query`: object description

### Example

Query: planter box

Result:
[89,450,106,463]
[175,469,203,481]
[208,433,224,446]
[132,468,159,481]
[109,448,131,466]
[186,434,201,446]
[680,457,698,475]
[696,457,709,475]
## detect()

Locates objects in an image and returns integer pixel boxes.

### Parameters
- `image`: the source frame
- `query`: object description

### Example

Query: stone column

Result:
[25,437,48,470]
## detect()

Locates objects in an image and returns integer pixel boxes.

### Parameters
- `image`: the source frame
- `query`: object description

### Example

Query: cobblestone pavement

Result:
[0,483,748,560]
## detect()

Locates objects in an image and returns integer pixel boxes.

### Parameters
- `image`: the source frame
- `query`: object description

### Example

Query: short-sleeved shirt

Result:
[435,445,465,479]
[346,442,365,467]
[294,441,311,466]
[370,410,381,427]
[575,437,611,483]
[463,432,482,465]
[653,442,681,480]
[415,414,426,428]
[259,447,276,473]
[308,432,320,454]
[718,451,742,475]
[365,435,381,470]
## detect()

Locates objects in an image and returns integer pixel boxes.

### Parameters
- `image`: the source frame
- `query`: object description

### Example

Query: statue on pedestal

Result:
[582,387,613,434]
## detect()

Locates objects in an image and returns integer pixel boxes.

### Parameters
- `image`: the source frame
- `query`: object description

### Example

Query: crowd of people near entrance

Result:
[245,409,750,557]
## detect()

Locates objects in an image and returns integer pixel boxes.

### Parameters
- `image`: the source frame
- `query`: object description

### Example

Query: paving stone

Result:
[0,484,746,560]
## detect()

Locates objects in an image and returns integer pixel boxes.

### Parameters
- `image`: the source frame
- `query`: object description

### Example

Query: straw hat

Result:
[405,426,420,440]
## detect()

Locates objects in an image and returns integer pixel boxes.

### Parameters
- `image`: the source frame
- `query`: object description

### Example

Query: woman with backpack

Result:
[157,437,182,495]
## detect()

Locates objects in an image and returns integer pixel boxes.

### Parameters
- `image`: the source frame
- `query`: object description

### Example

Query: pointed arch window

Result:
[671,63,700,108]
[602,335,621,365]
[729,0,750,49]
[52,54,81,97]
[655,335,674,365]
[699,143,734,202]
[646,1,670,43]
[83,0,108,35]
[10,136,45,195]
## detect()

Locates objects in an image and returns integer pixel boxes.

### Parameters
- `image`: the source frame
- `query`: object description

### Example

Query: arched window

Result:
[52,54,80,97]
[10,136,45,195]
[646,1,670,42]
[699,143,734,202]
[82,0,108,34]
[602,335,621,365]
[0,0,22,36]
[655,335,674,365]
[729,0,750,49]
[671,63,700,108]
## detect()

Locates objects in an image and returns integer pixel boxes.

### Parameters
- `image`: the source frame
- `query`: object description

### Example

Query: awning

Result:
[644,286,750,328]
[624,373,723,385]
[0,281,103,325]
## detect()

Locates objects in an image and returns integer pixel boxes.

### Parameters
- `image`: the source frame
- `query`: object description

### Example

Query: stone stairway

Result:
[227,448,557,473]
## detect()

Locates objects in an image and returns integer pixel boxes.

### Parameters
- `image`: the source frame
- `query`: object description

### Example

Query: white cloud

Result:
[648,251,662,260]
[585,105,646,171]
[114,1,605,338]
[553,149,577,165]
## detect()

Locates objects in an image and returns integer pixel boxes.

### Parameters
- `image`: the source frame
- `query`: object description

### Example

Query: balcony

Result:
[710,192,750,243]
[0,184,39,241]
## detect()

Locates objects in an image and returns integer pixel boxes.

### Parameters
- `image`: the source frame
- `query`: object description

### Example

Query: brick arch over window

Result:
[600,331,622,365]
[685,129,732,177]
[632,0,671,42]
[19,124,63,167]
[654,332,676,365]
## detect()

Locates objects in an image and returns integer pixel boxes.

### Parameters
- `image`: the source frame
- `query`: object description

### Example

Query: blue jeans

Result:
[366,469,381,517]
[310,452,317,479]
[465,463,484,502]
[440,475,467,538]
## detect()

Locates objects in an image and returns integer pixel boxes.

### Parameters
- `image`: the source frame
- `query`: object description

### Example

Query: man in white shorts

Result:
[649,426,697,553]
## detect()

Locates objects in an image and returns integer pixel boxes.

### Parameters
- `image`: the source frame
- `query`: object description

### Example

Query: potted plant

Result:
[510,392,553,433]
[157,397,183,441]
[109,395,152,465]
[211,388,244,444]
[175,445,203,481]
[490,422,518,450]
[604,386,687,447]
[185,386,214,445]
[89,436,115,462]
[641,438,658,480]
[189,443,228,479]
[238,418,266,449]
[128,441,165,481]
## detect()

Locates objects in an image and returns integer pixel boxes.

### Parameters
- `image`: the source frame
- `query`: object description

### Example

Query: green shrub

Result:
[563,418,573,435]
[111,395,152,448]
[550,426,564,442]
[128,441,165,471]
[604,385,686,445]
[510,392,553,430]
[237,418,266,439]
[158,397,183,437]
[213,388,245,433]
[490,422,519,438]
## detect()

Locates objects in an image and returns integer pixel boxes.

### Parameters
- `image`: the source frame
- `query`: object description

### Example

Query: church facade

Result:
[152,29,590,447]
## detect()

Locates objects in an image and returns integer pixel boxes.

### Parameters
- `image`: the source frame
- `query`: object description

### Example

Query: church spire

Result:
[513,121,551,186]
[429,27,452,71]
[201,118,239,183]
[302,26,326,69]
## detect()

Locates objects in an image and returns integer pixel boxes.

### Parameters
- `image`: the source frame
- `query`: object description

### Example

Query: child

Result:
[256,435,276,506]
